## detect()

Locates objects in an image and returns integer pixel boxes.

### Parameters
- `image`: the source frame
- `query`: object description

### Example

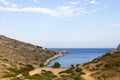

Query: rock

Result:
[117,44,120,50]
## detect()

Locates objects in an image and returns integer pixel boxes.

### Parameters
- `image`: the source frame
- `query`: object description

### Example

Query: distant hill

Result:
[83,49,120,80]
[0,35,57,78]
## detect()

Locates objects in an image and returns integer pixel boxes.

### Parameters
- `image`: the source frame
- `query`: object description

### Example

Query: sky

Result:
[0,0,120,48]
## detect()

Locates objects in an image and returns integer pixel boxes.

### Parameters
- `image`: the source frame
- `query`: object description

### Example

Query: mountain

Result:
[0,35,57,78]
[83,49,120,80]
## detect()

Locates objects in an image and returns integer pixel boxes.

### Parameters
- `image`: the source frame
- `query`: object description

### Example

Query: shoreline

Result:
[44,52,64,66]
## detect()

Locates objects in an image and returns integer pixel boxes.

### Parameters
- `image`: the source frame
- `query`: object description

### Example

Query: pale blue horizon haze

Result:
[0,0,120,48]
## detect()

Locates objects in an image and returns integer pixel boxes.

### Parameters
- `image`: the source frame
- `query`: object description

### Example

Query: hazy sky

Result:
[0,0,120,48]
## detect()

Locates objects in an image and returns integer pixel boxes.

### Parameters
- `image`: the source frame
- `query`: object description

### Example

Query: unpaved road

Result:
[29,67,67,76]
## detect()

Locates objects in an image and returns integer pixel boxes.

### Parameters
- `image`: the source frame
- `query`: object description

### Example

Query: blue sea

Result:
[48,48,115,68]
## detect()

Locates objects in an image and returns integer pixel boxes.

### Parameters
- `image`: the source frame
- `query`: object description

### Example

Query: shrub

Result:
[71,64,74,67]
[7,65,34,76]
[96,63,103,68]
[7,68,20,75]
[75,67,82,73]
[65,69,74,74]
[104,64,113,69]
[74,76,82,80]
[19,65,34,73]
[39,63,44,67]
[11,77,23,80]
[52,62,61,68]
[114,62,120,67]
[41,70,57,79]
[30,74,43,80]
[102,74,109,79]
[76,64,79,67]
[2,73,16,78]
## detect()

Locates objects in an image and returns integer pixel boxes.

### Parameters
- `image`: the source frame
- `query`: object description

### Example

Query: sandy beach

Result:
[44,52,64,66]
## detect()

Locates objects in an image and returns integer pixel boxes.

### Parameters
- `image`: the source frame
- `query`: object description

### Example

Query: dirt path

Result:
[80,65,95,80]
[29,67,67,76]
[29,52,66,76]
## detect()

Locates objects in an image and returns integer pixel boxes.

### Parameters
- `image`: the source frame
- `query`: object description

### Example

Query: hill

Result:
[0,35,57,78]
[83,49,120,80]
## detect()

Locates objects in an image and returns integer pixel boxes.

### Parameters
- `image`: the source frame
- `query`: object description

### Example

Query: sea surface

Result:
[48,48,115,68]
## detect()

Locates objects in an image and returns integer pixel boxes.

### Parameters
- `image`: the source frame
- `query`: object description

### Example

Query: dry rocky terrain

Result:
[0,35,57,78]
[0,35,120,80]
[83,50,120,80]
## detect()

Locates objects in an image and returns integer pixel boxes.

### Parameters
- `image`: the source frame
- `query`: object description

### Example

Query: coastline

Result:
[29,52,66,76]
[44,52,64,66]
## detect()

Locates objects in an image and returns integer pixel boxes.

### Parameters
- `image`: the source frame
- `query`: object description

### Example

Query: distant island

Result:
[59,50,68,54]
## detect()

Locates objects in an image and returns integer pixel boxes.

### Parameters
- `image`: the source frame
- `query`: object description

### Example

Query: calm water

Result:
[48,48,115,68]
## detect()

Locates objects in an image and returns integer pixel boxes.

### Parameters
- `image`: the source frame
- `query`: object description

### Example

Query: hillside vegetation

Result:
[0,35,57,78]
[83,50,120,80]
[1,35,120,80]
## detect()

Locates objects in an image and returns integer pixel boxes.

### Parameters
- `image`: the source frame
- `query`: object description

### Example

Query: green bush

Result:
[65,69,74,74]
[75,67,82,73]
[96,63,103,68]
[30,74,43,80]
[74,76,82,80]
[71,64,75,68]
[39,63,44,67]
[114,62,120,67]
[19,65,34,73]
[52,62,61,68]
[7,64,34,77]
[11,77,23,80]
[76,64,79,67]
[104,64,113,69]
[8,68,20,75]
[102,74,109,79]
[41,70,57,80]
[2,73,16,78]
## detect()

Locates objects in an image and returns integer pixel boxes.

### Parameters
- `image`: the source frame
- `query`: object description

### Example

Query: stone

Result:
[117,44,120,50]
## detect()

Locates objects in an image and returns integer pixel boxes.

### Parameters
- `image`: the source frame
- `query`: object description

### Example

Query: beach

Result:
[44,52,64,66]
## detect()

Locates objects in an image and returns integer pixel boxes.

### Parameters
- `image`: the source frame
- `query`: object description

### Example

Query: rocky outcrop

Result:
[117,44,120,50]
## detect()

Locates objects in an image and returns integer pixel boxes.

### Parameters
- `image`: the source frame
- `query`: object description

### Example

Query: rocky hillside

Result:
[0,35,57,77]
[83,49,120,80]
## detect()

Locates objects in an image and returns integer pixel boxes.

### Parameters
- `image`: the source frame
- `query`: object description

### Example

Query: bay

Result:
[48,48,115,68]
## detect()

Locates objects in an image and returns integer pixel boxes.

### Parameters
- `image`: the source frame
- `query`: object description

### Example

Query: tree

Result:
[52,62,61,68]
[71,64,75,69]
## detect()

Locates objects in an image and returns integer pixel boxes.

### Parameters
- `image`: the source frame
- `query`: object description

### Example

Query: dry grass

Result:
[0,35,57,79]
[83,50,120,80]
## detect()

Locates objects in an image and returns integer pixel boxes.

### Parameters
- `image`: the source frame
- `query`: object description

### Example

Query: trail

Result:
[29,67,67,76]
[80,65,95,80]
[29,52,66,76]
